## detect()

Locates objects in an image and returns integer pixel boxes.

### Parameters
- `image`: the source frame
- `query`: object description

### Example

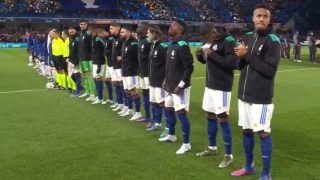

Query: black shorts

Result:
[52,55,64,70]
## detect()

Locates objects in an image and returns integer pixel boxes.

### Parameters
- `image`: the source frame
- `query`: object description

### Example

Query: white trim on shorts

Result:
[122,76,139,90]
[149,86,166,103]
[139,76,150,89]
[165,86,191,112]
[113,68,123,81]
[105,66,115,80]
[202,87,231,115]
[238,99,274,133]
[93,64,106,78]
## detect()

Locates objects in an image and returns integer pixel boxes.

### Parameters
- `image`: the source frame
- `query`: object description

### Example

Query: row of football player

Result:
[27,5,278,179]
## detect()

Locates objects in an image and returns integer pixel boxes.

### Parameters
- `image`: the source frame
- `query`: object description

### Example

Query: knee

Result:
[258,130,270,138]
[217,112,228,123]
[206,112,216,120]
[242,129,254,135]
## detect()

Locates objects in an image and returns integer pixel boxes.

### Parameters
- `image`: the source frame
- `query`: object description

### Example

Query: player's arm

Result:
[177,45,194,88]
[208,40,238,70]
[196,48,206,64]
[249,37,280,78]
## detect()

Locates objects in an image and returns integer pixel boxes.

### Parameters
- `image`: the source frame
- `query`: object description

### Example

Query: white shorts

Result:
[105,66,115,80]
[139,77,150,89]
[149,86,166,103]
[113,68,123,82]
[202,88,231,115]
[165,87,191,112]
[238,99,274,133]
[67,62,74,77]
[93,64,106,78]
[123,76,139,90]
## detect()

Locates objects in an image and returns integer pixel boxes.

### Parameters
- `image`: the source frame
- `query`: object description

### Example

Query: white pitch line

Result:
[192,67,320,80]
[0,89,46,94]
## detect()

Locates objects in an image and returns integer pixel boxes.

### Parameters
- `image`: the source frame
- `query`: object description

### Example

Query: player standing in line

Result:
[231,4,280,180]
[119,26,141,119]
[146,25,172,137]
[92,28,108,104]
[195,23,238,168]
[158,19,194,155]
[134,22,151,122]
[110,23,125,112]
[26,31,34,66]
[68,26,82,97]
[102,27,115,105]
[78,19,95,101]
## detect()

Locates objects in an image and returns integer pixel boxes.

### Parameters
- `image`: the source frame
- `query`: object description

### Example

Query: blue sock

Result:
[260,135,272,176]
[220,121,232,155]
[143,92,150,120]
[154,106,163,124]
[97,80,103,100]
[177,112,190,144]
[123,89,127,106]
[134,95,141,112]
[127,96,133,109]
[94,80,98,95]
[75,74,82,93]
[151,105,156,122]
[105,81,113,101]
[207,118,218,147]
[243,133,255,169]
[165,109,176,135]
[117,86,123,104]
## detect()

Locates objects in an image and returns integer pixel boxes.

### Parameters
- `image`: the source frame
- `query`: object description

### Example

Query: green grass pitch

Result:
[0,47,319,179]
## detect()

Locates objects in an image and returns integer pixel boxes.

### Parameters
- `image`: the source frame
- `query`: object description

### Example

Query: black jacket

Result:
[138,37,152,77]
[238,30,281,104]
[112,35,123,69]
[105,36,114,67]
[149,40,168,87]
[197,35,238,91]
[164,38,194,93]
[78,30,92,61]
[121,36,139,76]
[92,36,106,65]
[69,36,79,66]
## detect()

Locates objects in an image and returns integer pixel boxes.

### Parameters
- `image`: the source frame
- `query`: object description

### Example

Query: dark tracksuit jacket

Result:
[165,38,194,93]
[112,35,123,70]
[78,29,92,61]
[92,36,106,66]
[105,36,114,67]
[238,29,281,104]
[121,36,139,77]
[149,40,168,88]
[196,35,239,92]
[138,37,152,77]
[69,36,79,66]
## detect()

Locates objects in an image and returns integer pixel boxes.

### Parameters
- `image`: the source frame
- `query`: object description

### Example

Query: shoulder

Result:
[178,40,189,47]
[267,34,280,44]
[160,42,169,48]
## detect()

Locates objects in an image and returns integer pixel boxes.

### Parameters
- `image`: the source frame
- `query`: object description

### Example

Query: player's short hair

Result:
[122,26,134,33]
[200,23,226,36]
[253,3,272,14]
[110,22,121,28]
[79,19,88,24]
[173,18,187,35]
[96,28,106,34]
[68,26,76,30]
[62,30,69,36]
[148,25,163,38]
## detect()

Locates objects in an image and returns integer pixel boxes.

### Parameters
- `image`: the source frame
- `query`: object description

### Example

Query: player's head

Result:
[147,25,163,41]
[169,18,187,37]
[61,30,69,40]
[51,29,60,39]
[109,22,121,36]
[79,19,88,31]
[68,26,76,37]
[136,22,149,39]
[97,28,108,38]
[200,23,226,43]
[120,26,133,41]
[252,4,272,32]
[88,26,97,36]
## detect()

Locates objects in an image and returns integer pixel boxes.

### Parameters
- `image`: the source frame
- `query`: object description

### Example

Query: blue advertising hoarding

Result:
[60,0,117,10]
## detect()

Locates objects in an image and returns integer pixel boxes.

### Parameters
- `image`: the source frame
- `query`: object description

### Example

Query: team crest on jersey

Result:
[171,50,175,58]
[141,44,144,51]
[115,41,118,46]
[257,45,264,55]
[125,47,128,53]
[154,50,158,57]
[212,44,218,51]
[82,36,85,40]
